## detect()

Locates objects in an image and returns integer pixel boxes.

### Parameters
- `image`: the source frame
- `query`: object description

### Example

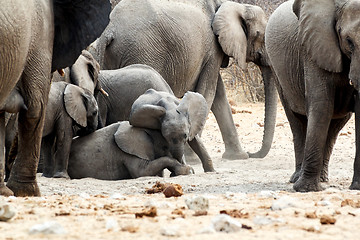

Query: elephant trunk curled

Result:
[248,65,277,158]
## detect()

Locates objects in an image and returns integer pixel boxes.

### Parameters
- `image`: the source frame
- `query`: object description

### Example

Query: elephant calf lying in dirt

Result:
[68,122,193,180]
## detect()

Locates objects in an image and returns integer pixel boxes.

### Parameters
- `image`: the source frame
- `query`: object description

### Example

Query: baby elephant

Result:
[40,81,99,178]
[67,122,193,180]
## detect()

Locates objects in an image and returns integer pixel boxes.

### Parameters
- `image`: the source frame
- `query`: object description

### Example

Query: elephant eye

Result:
[183,134,187,139]
[346,37,355,52]
[92,111,97,116]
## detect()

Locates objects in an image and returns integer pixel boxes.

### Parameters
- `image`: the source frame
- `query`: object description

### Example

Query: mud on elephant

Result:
[89,0,278,160]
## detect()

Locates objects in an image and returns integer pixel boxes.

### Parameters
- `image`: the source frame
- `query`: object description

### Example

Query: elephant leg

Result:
[0,113,14,196]
[211,74,249,160]
[7,62,51,197]
[41,134,55,177]
[188,135,215,172]
[351,94,360,190]
[53,118,72,179]
[280,94,307,183]
[322,114,351,182]
[125,157,193,178]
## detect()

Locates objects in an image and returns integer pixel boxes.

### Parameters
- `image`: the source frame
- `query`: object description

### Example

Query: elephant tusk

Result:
[100,88,109,97]
[350,80,354,86]
[57,69,65,77]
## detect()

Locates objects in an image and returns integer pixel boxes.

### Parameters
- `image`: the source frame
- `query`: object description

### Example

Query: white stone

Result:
[110,193,126,200]
[160,226,180,237]
[106,218,119,231]
[29,221,67,235]
[0,204,16,221]
[78,192,90,199]
[211,214,242,233]
[258,190,278,199]
[185,196,209,211]
[253,216,274,225]
[271,196,298,210]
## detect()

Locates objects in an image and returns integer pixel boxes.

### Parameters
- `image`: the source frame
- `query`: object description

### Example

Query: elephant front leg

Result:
[188,135,215,172]
[211,75,249,160]
[125,157,193,178]
[0,113,14,196]
[351,94,360,190]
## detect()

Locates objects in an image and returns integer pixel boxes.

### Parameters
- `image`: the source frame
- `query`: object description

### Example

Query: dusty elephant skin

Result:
[90,0,278,160]
[265,0,360,192]
[0,0,110,197]
[67,122,193,180]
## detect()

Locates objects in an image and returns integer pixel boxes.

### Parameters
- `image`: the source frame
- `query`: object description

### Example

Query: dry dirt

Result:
[1,100,360,239]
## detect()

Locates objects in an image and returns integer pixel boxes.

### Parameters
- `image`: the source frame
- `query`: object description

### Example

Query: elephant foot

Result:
[42,172,53,178]
[0,184,14,196]
[6,178,40,197]
[222,149,249,160]
[320,172,329,182]
[171,165,194,177]
[53,171,70,179]
[289,170,301,183]
[293,175,324,192]
[350,180,360,190]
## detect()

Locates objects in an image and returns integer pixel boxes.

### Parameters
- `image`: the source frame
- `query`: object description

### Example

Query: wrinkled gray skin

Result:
[39,82,98,179]
[130,89,215,172]
[68,122,194,180]
[67,58,215,172]
[90,0,278,160]
[0,0,110,197]
[265,0,360,192]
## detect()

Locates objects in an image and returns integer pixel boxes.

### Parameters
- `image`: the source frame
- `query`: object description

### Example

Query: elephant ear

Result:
[293,0,342,73]
[52,0,111,71]
[64,84,87,127]
[114,121,155,161]
[212,2,255,70]
[177,92,208,141]
[129,104,166,129]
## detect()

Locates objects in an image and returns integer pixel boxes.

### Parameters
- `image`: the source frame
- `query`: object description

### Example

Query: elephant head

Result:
[292,0,360,89]
[212,2,268,68]
[64,84,99,135]
[129,90,208,162]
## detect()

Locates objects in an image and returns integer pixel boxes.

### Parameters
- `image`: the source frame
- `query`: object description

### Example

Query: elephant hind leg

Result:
[0,113,14,196]
[7,55,51,196]
[322,114,352,182]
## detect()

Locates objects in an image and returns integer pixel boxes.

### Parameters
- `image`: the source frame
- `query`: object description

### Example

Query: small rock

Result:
[211,214,242,233]
[160,226,180,237]
[320,215,336,225]
[271,196,298,210]
[0,204,16,222]
[185,196,209,211]
[198,226,216,234]
[135,207,157,218]
[258,190,278,199]
[110,193,126,200]
[163,184,183,198]
[106,218,119,231]
[78,192,91,199]
[316,200,332,207]
[253,216,274,226]
[29,221,67,235]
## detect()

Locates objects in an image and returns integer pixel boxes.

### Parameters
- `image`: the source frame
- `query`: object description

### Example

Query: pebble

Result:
[29,221,67,235]
[0,204,16,222]
[160,226,180,237]
[106,218,119,231]
[258,190,279,199]
[211,214,242,233]
[253,216,274,225]
[271,196,298,210]
[185,196,209,211]
[110,193,126,200]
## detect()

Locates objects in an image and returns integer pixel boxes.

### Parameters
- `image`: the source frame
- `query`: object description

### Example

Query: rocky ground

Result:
[1,100,360,239]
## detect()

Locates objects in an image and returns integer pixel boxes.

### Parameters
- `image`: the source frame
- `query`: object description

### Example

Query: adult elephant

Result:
[265,0,360,192]
[0,0,110,197]
[90,0,278,160]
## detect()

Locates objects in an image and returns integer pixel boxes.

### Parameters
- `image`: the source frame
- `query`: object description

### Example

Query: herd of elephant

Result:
[0,0,360,197]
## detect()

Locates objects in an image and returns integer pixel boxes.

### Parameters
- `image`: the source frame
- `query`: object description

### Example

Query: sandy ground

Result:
[1,100,360,239]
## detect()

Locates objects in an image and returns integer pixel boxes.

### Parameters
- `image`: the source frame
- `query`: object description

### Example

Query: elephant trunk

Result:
[170,145,185,164]
[248,65,277,158]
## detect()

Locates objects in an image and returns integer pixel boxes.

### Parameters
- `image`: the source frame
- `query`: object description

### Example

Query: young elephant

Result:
[40,81,99,178]
[129,89,214,172]
[67,122,193,180]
